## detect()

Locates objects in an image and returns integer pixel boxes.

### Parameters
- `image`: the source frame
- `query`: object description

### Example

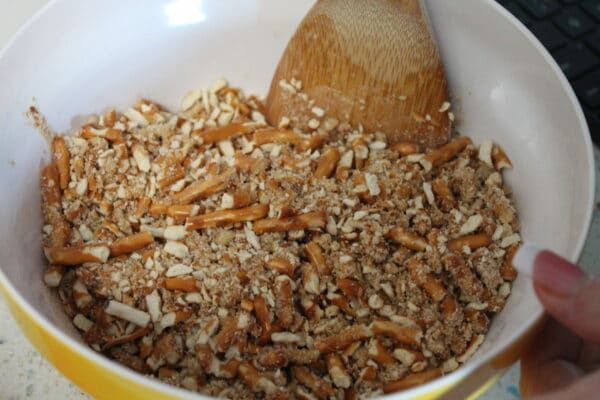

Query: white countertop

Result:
[0,1,598,399]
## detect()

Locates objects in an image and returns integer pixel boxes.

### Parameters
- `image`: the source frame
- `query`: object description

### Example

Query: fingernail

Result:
[513,242,543,277]
[532,250,586,298]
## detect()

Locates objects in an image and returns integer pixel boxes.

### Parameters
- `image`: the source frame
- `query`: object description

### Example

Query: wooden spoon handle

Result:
[266,0,451,147]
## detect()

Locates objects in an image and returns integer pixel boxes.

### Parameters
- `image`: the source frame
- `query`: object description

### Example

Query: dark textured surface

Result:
[498,0,600,144]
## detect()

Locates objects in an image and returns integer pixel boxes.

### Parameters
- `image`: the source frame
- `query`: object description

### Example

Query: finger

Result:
[578,341,600,371]
[520,317,582,397]
[523,360,584,398]
[529,369,600,400]
[513,244,600,343]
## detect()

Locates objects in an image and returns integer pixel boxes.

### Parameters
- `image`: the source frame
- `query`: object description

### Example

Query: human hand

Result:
[514,244,600,399]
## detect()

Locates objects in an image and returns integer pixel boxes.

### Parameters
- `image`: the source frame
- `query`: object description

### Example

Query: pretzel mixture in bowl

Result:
[39,79,520,399]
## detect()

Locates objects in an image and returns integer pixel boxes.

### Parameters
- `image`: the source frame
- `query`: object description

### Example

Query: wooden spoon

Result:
[265,0,451,147]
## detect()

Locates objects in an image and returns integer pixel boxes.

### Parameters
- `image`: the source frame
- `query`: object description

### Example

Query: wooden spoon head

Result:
[266,0,451,147]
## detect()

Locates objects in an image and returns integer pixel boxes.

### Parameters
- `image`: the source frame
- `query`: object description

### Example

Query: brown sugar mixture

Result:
[40,79,520,399]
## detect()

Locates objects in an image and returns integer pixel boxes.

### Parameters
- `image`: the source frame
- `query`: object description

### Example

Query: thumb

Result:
[513,244,600,344]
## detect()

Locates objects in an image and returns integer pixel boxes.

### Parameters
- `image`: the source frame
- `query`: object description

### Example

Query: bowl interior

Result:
[0,0,593,398]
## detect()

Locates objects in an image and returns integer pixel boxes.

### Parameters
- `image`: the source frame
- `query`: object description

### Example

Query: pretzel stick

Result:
[80,126,124,142]
[344,388,359,400]
[390,141,420,156]
[134,197,151,218]
[393,347,425,367]
[266,257,296,277]
[193,122,252,144]
[253,211,327,234]
[222,190,252,209]
[274,276,295,329]
[50,218,71,247]
[186,204,268,230]
[326,354,352,388]
[238,362,279,395]
[164,277,198,292]
[44,244,110,265]
[213,316,239,352]
[234,154,270,174]
[383,368,442,393]
[315,325,372,353]
[352,137,369,169]
[254,128,322,151]
[337,278,363,298]
[314,148,340,178]
[172,169,234,204]
[368,339,396,365]
[258,347,288,369]
[167,204,200,219]
[41,163,61,206]
[304,240,330,275]
[420,137,472,172]
[407,257,447,302]
[157,164,185,189]
[110,232,154,256]
[302,263,321,295]
[442,253,486,300]
[447,233,492,252]
[43,265,65,287]
[253,296,272,344]
[102,326,152,351]
[352,172,379,204]
[501,243,519,281]
[441,295,459,319]
[254,128,305,146]
[492,145,513,170]
[369,320,422,347]
[431,178,455,212]
[292,366,334,399]
[52,136,70,189]
[335,150,354,181]
[386,228,428,251]
[328,293,355,317]
[297,135,323,152]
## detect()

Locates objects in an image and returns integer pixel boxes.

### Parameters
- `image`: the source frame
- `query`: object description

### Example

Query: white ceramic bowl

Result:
[0,1,594,399]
